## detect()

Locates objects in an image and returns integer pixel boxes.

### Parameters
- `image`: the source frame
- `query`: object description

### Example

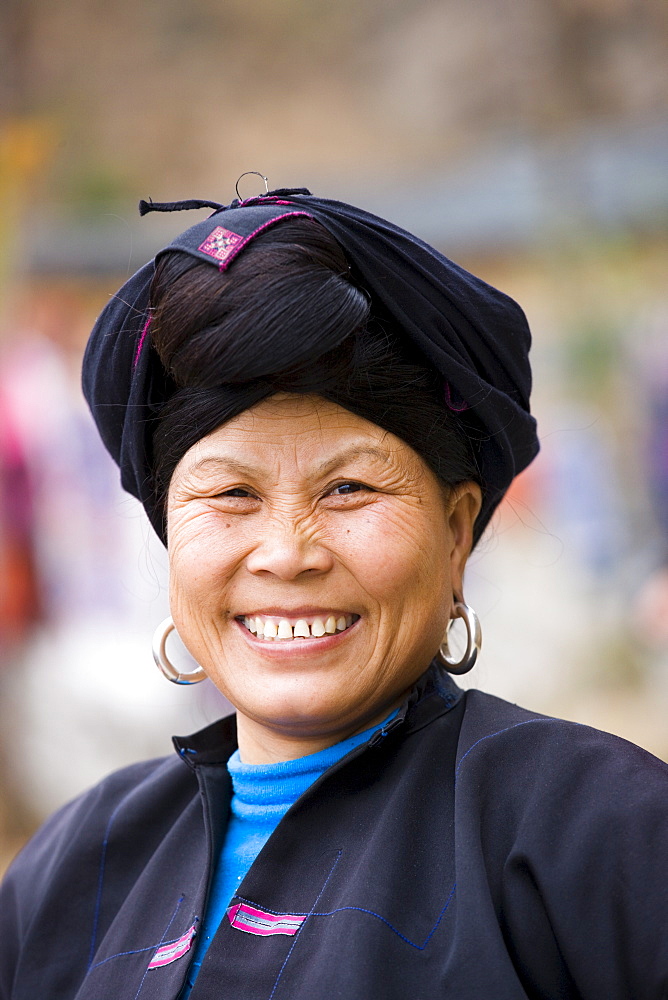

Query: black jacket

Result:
[2,667,668,999]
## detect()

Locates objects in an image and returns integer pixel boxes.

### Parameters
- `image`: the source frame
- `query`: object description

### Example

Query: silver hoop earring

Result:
[152,617,208,685]
[437,601,481,675]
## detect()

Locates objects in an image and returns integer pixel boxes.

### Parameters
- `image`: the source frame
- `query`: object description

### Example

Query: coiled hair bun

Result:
[150,217,370,389]
[149,216,479,536]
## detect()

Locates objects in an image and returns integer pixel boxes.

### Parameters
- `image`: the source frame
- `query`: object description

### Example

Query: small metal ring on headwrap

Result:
[236,172,269,200]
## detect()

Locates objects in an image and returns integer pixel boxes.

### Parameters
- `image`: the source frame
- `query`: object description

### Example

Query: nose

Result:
[244,521,334,580]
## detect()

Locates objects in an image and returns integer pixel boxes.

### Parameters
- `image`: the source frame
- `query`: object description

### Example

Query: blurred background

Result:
[1,0,667,874]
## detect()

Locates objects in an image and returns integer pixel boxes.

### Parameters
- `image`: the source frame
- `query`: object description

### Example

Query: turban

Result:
[82,188,539,544]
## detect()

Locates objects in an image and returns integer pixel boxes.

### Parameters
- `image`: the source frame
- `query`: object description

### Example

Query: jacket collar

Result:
[172,661,462,769]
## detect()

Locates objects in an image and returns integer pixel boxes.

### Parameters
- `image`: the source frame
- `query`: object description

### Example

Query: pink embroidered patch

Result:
[148,923,197,969]
[198,226,245,264]
[227,902,306,937]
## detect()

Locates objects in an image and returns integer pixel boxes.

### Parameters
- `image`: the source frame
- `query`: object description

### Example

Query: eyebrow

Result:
[184,444,393,481]
[314,445,393,477]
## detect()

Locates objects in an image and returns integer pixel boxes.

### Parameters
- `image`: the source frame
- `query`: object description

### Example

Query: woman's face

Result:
[167,394,481,762]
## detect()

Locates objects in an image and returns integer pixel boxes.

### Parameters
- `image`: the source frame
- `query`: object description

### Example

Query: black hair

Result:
[149,217,480,531]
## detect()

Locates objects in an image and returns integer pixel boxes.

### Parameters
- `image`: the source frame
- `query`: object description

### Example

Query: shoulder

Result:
[0,753,203,998]
[0,754,193,929]
[14,753,188,855]
[456,686,668,787]
[453,687,668,870]
[450,691,668,991]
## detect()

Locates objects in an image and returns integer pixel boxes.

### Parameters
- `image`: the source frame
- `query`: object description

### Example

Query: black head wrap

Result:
[82,188,539,545]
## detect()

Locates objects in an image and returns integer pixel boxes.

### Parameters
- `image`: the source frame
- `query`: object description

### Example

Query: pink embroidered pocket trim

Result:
[148,923,197,968]
[227,902,306,937]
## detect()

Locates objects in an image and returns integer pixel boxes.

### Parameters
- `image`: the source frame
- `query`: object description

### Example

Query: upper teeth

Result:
[242,614,354,640]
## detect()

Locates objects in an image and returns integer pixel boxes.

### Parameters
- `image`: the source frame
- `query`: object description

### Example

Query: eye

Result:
[221,488,254,497]
[328,481,374,496]
[209,487,260,505]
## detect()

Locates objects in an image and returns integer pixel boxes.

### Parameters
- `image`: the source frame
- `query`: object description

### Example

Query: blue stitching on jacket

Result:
[267,851,342,1000]
[87,897,188,972]
[236,881,457,953]
[89,940,171,970]
[87,795,134,969]
[312,882,456,950]
[133,895,185,1000]
[455,718,559,783]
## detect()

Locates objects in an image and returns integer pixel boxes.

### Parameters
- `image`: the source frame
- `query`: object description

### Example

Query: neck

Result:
[235,701,403,764]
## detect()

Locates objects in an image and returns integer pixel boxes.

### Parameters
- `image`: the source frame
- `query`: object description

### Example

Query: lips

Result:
[238,613,359,641]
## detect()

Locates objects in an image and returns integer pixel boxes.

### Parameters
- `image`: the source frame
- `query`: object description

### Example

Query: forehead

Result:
[232,393,380,434]
[172,394,411,477]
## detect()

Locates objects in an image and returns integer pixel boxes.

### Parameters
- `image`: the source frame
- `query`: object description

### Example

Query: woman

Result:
[1,186,667,1000]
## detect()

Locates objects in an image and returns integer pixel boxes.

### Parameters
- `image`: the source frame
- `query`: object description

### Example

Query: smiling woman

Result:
[1,189,667,1000]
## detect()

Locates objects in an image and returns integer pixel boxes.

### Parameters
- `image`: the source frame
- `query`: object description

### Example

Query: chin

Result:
[235,684,366,737]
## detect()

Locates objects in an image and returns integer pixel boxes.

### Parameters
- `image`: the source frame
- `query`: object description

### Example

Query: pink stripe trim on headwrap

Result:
[133,314,152,368]
[444,381,469,413]
[217,212,314,272]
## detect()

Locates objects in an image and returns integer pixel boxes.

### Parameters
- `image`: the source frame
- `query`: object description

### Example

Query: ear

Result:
[446,482,482,606]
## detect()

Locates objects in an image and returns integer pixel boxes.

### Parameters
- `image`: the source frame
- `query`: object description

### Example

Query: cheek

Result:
[167,512,244,611]
[334,507,449,607]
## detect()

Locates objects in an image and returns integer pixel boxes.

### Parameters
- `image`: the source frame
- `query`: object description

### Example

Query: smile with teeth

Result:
[240,614,358,641]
